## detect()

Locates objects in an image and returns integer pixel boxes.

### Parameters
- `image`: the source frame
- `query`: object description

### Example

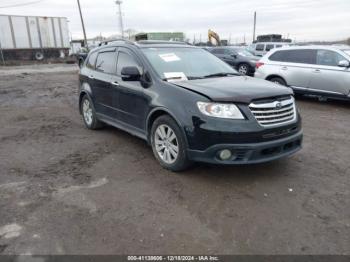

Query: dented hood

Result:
[172,76,293,104]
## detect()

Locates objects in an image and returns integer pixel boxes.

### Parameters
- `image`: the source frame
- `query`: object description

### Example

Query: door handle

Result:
[111,81,120,86]
[313,69,321,73]
[88,75,95,79]
[281,66,288,70]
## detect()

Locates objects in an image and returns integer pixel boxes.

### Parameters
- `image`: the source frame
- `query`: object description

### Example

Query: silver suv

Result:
[254,46,350,100]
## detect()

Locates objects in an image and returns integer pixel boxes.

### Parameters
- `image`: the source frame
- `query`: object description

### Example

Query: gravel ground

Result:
[0,64,349,255]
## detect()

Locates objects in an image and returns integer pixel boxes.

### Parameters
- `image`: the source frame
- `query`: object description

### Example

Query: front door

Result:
[111,47,149,131]
[309,49,350,96]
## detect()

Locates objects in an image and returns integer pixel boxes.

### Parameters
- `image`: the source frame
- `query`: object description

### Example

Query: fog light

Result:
[219,149,232,160]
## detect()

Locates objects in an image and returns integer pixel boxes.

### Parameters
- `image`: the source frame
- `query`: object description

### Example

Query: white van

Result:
[248,42,290,57]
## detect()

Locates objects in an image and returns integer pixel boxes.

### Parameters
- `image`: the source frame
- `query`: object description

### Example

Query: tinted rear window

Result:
[95,51,116,74]
[256,44,264,51]
[269,49,316,64]
[265,44,274,51]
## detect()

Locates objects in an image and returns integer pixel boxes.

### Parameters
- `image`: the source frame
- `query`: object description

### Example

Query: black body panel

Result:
[79,42,302,165]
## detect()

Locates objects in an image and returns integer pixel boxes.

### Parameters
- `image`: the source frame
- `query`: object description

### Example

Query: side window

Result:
[287,50,316,64]
[117,51,141,76]
[256,44,265,51]
[86,52,97,69]
[276,45,282,48]
[269,51,285,62]
[265,44,274,51]
[212,49,224,54]
[269,50,316,64]
[316,50,346,66]
[95,51,116,74]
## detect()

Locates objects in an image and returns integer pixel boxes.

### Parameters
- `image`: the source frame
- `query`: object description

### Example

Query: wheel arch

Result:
[146,107,189,147]
[79,82,93,114]
[265,74,288,85]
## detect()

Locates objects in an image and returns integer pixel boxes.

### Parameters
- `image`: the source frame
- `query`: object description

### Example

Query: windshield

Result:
[141,47,238,81]
[237,49,255,57]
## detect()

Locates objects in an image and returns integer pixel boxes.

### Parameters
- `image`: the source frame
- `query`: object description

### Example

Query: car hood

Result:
[172,76,293,104]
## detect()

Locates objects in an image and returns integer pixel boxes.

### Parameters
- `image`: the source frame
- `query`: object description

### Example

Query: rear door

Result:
[309,49,350,95]
[93,48,117,118]
[269,49,316,88]
[110,47,148,130]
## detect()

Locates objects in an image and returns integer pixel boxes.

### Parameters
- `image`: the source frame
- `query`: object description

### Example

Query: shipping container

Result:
[0,14,70,62]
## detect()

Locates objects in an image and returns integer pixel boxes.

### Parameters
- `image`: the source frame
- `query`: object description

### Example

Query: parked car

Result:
[247,42,290,57]
[254,46,350,101]
[79,40,302,171]
[210,47,260,75]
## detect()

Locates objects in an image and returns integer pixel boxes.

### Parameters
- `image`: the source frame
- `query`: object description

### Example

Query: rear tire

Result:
[269,77,287,86]
[80,94,103,130]
[78,58,84,68]
[150,115,191,172]
[237,63,251,75]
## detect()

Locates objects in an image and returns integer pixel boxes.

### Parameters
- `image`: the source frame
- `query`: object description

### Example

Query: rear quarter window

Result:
[86,52,97,69]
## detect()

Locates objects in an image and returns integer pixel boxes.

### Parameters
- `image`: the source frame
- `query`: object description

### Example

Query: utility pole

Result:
[0,39,5,66]
[77,0,88,48]
[115,0,124,38]
[253,11,257,43]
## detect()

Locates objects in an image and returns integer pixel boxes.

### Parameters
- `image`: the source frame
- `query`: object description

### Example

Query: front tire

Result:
[80,94,103,130]
[150,115,191,172]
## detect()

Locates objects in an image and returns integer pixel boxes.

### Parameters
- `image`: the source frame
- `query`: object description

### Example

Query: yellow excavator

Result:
[208,29,221,46]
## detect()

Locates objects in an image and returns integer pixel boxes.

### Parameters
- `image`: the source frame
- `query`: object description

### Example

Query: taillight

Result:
[256,62,264,69]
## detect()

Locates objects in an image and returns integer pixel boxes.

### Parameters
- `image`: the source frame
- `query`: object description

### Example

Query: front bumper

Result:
[187,129,303,164]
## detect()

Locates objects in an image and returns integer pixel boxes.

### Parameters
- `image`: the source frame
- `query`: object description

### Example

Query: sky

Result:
[0,0,349,43]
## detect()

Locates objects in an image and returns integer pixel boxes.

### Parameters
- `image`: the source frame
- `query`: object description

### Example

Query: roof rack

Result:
[136,40,191,45]
[98,39,134,46]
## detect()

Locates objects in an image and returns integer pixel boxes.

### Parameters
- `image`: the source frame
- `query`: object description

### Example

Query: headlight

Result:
[197,102,244,119]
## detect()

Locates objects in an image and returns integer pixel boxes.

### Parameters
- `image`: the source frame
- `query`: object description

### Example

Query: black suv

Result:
[210,47,260,76]
[79,40,303,171]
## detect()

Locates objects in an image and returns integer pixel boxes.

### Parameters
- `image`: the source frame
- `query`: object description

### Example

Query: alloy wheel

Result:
[82,99,93,126]
[154,124,179,164]
[238,64,248,75]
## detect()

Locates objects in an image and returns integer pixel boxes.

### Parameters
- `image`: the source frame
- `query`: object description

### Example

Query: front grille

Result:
[249,96,296,127]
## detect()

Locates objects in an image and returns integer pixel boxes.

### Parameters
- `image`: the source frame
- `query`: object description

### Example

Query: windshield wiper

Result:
[162,76,203,81]
[202,72,240,78]
[187,76,204,80]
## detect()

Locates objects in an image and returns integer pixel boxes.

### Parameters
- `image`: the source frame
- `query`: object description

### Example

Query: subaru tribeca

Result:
[79,40,303,171]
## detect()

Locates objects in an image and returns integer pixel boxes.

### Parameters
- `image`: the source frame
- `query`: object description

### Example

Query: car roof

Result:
[272,45,348,52]
[253,42,290,45]
[91,39,195,51]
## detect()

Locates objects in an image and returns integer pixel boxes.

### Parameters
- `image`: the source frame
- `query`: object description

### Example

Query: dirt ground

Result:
[0,64,349,255]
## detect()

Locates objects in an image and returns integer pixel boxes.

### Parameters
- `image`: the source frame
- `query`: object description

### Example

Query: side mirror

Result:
[338,60,350,68]
[231,54,237,58]
[121,66,141,81]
